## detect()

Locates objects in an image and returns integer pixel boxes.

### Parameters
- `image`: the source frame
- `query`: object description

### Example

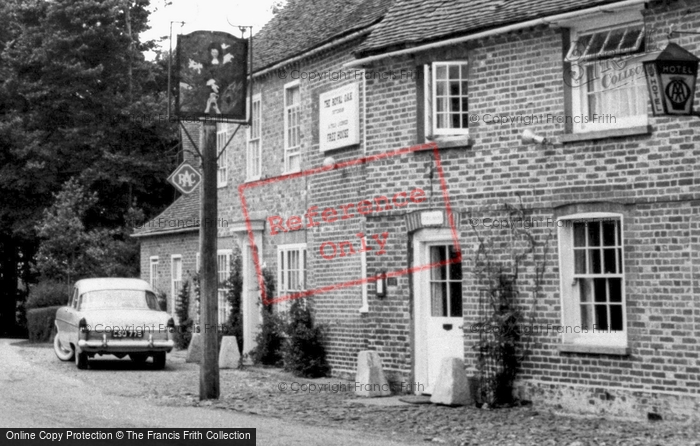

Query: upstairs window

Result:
[216,123,231,187]
[566,11,647,133]
[247,94,262,180]
[284,82,301,173]
[425,62,469,138]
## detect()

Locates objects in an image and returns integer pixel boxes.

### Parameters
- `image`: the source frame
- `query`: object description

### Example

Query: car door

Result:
[56,287,79,345]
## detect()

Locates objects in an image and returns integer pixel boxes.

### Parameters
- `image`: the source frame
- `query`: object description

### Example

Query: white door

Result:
[414,230,464,394]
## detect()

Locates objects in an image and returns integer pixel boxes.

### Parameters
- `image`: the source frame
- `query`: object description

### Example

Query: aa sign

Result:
[168,162,202,195]
[642,43,699,116]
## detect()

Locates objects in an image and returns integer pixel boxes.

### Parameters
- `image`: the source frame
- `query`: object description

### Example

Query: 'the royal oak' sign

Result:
[168,162,202,195]
[642,42,699,116]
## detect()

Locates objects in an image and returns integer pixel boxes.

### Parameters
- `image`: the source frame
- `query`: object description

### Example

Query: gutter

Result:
[253,26,377,79]
[130,226,199,238]
[344,0,649,68]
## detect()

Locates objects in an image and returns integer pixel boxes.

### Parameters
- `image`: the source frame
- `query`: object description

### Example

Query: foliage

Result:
[155,289,167,312]
[283,298,330,378]
[34,178,140,283]
[26,280,72,309]
[173,280,193,350]
[469,198,550,407]
[221,246,244,354]
[27,306,61,343]
[250,268,285,366]
[0,0,178,336]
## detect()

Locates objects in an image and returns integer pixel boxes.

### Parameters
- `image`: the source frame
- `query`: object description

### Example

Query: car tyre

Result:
[152,352,166,370]
[75,347,89,370]
[129,353,148,363]
[53,332,75,361]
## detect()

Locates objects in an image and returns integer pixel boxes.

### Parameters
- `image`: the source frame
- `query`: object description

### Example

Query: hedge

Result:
[26,281,71,310]
[27,306,61,343]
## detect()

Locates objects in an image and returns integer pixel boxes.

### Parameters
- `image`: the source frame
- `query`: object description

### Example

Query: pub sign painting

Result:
[176,31,248,121]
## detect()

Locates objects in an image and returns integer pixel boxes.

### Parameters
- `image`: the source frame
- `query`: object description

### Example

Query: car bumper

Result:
[78,336,174,353]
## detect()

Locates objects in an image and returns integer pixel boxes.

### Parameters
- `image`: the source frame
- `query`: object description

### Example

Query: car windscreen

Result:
[79,290,159,310]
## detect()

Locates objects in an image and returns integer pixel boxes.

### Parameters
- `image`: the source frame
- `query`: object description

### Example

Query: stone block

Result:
[355,350,391,397]
[219,336,240,369]
[185,333,202,363]
[430,357,471,406]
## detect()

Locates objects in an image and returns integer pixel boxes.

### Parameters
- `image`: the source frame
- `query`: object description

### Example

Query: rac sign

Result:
[167,161,202,194]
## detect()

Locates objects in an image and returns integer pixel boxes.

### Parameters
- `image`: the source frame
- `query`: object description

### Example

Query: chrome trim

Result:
[78,340,174,349]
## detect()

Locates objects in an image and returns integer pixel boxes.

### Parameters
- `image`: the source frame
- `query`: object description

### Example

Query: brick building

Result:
[137,0,700,419]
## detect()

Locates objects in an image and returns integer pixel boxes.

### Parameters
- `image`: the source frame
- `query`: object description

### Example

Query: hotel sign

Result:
[642,43,699,116]
[319,83,360,152]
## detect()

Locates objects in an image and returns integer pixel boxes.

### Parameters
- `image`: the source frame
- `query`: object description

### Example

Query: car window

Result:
[79,290,159,310]
[72,288,79,308]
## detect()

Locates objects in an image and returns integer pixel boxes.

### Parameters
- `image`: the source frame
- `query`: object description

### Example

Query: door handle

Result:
[442,324,453,330]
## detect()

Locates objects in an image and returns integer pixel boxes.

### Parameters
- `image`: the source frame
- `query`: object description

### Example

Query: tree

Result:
[0,0,179,334]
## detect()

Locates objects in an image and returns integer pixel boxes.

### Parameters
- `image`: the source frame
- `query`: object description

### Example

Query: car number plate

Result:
[112,329,144,338]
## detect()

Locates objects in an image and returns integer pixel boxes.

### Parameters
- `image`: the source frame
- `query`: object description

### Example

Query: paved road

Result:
[0,339,414,445]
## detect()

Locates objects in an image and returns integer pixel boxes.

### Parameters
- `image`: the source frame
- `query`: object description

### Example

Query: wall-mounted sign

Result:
[319,83,359,152]
[642,43,699,116]
[168,161,202,195]
[176,31,248,122]
[421,211,444,226]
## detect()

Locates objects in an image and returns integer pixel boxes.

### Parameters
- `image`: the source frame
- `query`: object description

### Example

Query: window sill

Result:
[358,304,369,314]
[217,183,228,189]
[244,176,261,183]
[558,344,630,356]
[560,125,651,144]
[424,136,474,150]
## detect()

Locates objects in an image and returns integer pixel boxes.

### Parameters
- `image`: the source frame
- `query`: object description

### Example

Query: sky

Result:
[142,0,278,58]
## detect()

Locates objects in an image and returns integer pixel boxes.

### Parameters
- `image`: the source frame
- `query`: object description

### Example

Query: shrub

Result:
[26,281,71,309]
[173,280,193,350]
[27,306,61,342]
[283,298,330,378]
[155,289,167,312]
[250,268,285,366]
[222,247,243,354]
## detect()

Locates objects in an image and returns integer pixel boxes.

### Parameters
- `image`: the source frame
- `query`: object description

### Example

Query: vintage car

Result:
[53,278,174,369]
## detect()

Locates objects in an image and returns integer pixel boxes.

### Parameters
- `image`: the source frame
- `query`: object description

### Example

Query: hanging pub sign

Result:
[175,31,248,121]
[642,42,699,116]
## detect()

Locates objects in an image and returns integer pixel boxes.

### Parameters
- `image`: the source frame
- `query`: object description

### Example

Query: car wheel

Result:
[53,332,75,361]
[129,353,148,363]
[152,352,166,370]
[75,347,89,370]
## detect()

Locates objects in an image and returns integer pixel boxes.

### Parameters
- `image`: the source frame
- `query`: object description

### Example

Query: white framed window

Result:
[171,255,183,320]
[247,94,262,180]
[149,256,159,290]
[558,213,626,348]
[277,244,307,313]
[566,10,647,133]
[216,123,232,187]
[217,249,232,325]
[425,61,469,139]
[196,252,200,273]
[284,81,301,173]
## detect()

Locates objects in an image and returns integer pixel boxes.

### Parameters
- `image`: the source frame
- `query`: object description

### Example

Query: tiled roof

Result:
[252,0,394,71]
[132,191,199,237]
[356,0,634,56]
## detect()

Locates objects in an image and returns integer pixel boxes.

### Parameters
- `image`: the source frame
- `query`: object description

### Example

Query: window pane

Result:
[602,221,617,246]
[448,246,462,280]
[431,282,447,317]
[621,27,643,50]
[587,222,601,246]
[594,278,607,302]
[595,305,609,330]
[575,250,586,274]
[451,113,460,128]
[461,97,469,112]
[450,81,460,96]
[589,249,601,274]
[436,65,447,79]
[617,248,623,273]
[574,223,586,247]
[449,282,462,317]
[436,81,446,96]
[587,32,606,55]
[603,249,617,273]
[579,278,592,302]
[448,65,459,79]
[602,28,625,53]
[609,278,622,302]
[581,304,593,330]
[610,305,623,331]
[436,97,446,112]
[430,246,446,280]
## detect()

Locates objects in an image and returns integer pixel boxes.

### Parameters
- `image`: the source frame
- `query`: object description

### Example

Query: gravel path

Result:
[15,343,700,446]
